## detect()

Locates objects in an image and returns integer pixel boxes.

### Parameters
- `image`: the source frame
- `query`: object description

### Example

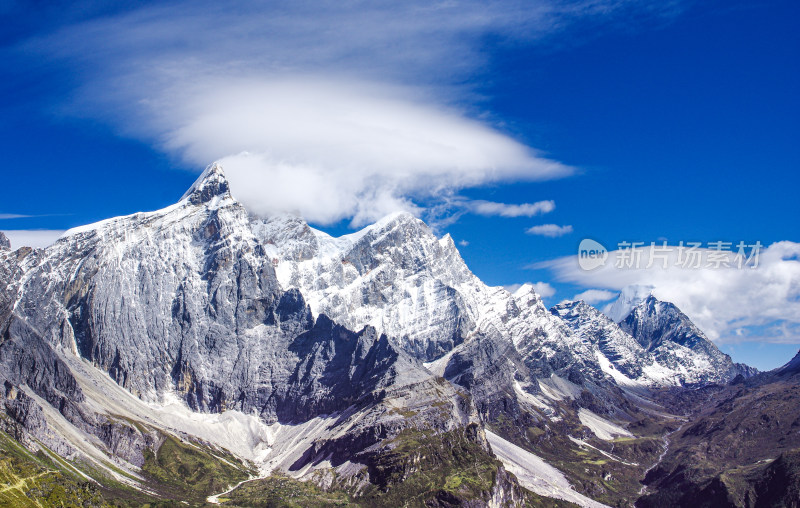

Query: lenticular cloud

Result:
[163,78,571,226]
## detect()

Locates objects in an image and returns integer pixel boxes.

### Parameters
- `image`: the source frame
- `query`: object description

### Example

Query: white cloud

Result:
[533,281,557,298]
[504,281,556,298]
[526,224,573,237]
[2,230,65,250]
[535,241,800,344]
[573,289,617,304]
[20,0,685,226]
[468,200,555,218]
[0,214,33,219]
[177,81,571,226]
[459,240,470,247]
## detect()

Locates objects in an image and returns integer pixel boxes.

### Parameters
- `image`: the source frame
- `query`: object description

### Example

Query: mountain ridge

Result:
[0,163,777,508]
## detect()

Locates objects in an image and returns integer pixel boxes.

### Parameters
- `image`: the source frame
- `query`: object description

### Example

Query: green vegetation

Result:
[141,434,253,503]
[0,424,256,507]
[220,474,356,507]
[1,422,582,507]
[0,429,107,507]
[218,425,571,508]
[355,426,499,507]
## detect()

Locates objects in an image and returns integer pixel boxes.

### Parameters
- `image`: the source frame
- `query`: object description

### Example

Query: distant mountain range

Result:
[0,164,794,508]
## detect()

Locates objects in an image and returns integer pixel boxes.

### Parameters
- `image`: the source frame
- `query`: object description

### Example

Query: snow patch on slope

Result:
[486,430,609,508]
[594,351,641,387]
[577,409,632,441]
[538,375,582,401]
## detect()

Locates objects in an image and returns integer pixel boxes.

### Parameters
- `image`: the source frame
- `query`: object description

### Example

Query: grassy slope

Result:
[0,422,257,507]
[140,433,255,504]
[0,429,108,507]
[221,426,578,508]
[2,418,583,507]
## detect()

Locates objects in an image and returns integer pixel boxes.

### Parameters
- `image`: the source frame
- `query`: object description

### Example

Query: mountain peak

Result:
[552,299,596,318]
[181,162,232,205]
[619,293,746,383]
[370,210,421,231]
[603,284,654,322]
[0,231,9,250]
[778,349,800,375]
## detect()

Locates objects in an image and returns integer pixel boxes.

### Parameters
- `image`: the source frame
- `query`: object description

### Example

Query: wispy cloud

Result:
[526,224,573,237]
[0,213,63,220]
[536,241,800,344]
[16,0,686,226]
[572,289,617,304]
[467,199,555,218]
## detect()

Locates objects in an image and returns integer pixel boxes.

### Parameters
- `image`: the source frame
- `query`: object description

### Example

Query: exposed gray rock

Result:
[776,349,800,376]
[620,295,753,384]
[0,383,77,459]
[553,300,650,380]
[95,419,164,468]
[0,231,9,250]
[0,164,476,487]
[0,161,760,507]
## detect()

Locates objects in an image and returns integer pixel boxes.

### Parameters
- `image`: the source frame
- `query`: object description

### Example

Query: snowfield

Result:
[578,409,633,441]
[486,430,610,508]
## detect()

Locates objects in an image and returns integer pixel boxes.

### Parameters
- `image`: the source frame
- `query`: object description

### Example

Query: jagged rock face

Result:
[255,213,607,390]
[552,300,649,380]
[502,286,602,383]
[0,164,483,496]
[0,162,775,506]
[253,207,748,394]
[550,299,752,387]
[0,165,452,427]
[620,295,742,384]
[1,245,88,420]
[0,246,30,337]
[255,212,476,362]
[10,166,284,413]
[1,163,749,430]
[0,231,9,250]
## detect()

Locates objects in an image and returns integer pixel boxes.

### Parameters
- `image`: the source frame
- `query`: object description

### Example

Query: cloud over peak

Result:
[169,79,571,225]
[537,241,800,344]
[18,0,686,227]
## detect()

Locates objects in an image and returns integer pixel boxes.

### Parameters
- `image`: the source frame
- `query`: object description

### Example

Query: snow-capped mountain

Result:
[253,211,476,361]
[602,284,654,322]
[0,163,764,507]
[255,211,616,379]
[253,203,748,391]
[0,164,476,491]
[552,299,754,387]
[551,300,657,384]
[620,295,755,384]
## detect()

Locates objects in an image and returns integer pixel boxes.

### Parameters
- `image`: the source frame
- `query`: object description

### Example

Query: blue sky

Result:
[1,0,798,369]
